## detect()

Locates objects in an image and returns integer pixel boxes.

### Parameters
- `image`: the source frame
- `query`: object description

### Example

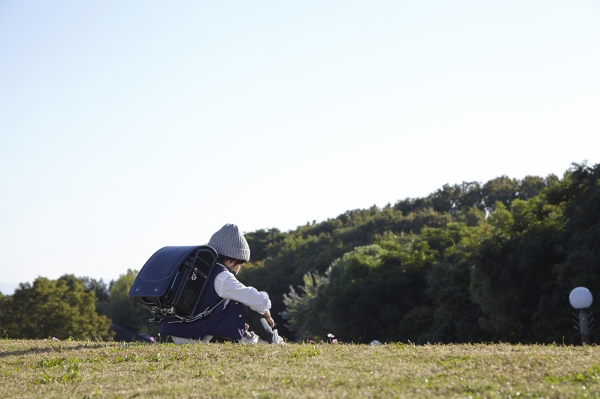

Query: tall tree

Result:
[0,276,111,340]
[104,269,158,335]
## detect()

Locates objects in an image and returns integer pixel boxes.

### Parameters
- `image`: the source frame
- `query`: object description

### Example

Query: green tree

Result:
[281,272,329,341]
[471,200,559,342]
[104,269,158,335]
[548,163,600,287]
[0,276,111,340]
[310,245,393,342]
[282,222,496,344]
[284,241,437,343]
[56,275,110,316]
[470,183,579,343]
[481,176,520,210]
[244,228,284,262]
[419,223,491,343]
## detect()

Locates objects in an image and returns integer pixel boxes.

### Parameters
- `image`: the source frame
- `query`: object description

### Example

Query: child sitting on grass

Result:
[159,223,284,344]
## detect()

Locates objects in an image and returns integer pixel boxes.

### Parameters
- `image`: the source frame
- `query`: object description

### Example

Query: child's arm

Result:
[263,310,275,328]
[214,270,271,313]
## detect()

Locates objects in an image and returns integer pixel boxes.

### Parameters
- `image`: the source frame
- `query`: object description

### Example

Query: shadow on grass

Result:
[0,342,111,358]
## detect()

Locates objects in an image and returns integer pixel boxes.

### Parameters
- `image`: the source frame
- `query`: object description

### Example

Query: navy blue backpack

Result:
[128,245,224,323]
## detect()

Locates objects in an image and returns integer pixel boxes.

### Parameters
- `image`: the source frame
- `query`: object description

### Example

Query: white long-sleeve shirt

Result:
[213,270,271,314]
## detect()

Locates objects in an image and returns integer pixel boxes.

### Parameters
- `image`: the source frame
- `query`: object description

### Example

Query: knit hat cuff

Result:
[215,244,250,262]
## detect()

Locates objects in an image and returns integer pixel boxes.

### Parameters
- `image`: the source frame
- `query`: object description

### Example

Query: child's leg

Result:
[243,305,274,342]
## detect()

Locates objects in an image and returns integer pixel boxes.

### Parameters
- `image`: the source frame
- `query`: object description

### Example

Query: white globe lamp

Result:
[569,287,594,345]
[570,287,593,309]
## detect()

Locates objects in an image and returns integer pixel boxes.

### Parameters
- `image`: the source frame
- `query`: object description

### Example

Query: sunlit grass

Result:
[1,339,599,398]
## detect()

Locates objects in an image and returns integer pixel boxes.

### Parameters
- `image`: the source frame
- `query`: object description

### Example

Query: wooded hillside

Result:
[240,162,599,344]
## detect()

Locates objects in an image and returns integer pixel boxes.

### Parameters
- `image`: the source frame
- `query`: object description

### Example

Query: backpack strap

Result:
[167,298,226,324]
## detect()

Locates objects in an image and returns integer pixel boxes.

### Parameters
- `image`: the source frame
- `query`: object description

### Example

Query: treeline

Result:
[0,270,156,340]
[1,162,598,343]
[240,162,599,344]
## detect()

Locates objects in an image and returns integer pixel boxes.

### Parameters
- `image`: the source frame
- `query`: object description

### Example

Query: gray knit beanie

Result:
[208,223,250,261]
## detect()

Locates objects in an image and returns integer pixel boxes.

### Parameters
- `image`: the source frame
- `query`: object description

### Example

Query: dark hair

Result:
[219,255,246,266]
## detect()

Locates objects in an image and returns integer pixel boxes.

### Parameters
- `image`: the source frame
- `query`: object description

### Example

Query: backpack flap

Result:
[129,246,199,298]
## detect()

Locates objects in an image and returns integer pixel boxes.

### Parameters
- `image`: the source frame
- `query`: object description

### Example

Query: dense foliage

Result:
[0,275,111,340]
[471,163,600,343]
[240,163,599,344]
[0,271,155,339]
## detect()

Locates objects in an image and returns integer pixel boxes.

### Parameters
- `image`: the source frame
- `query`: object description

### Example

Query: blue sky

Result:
[1,0,599,292]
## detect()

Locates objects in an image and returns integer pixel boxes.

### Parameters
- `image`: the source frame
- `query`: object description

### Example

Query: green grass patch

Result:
[1,340,600,398]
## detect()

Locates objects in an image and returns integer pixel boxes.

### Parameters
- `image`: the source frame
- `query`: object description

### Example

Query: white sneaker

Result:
[259,329,285,344]
[272,329,285,344]
[240,331,259,344]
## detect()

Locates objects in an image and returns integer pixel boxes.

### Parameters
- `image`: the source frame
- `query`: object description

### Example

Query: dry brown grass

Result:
[1,339,600,398]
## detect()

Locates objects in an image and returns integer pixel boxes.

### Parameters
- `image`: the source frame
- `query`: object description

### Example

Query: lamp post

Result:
[569,287,594,345]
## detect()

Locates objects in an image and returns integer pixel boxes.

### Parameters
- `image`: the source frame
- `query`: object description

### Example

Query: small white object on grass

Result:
[369,340,381,346]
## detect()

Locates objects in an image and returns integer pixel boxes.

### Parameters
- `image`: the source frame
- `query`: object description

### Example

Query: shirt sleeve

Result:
[213,270,271,313]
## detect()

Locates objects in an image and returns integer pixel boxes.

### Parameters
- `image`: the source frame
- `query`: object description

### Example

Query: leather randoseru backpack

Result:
[128,245,224,323]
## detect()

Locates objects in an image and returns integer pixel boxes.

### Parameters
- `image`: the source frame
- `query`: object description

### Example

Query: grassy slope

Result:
[1,340,600,398]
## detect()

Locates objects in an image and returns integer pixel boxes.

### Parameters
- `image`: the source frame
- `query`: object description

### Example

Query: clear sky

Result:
[1,0,599,291]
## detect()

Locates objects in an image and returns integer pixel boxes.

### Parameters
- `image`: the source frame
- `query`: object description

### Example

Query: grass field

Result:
[1,339,600,398]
